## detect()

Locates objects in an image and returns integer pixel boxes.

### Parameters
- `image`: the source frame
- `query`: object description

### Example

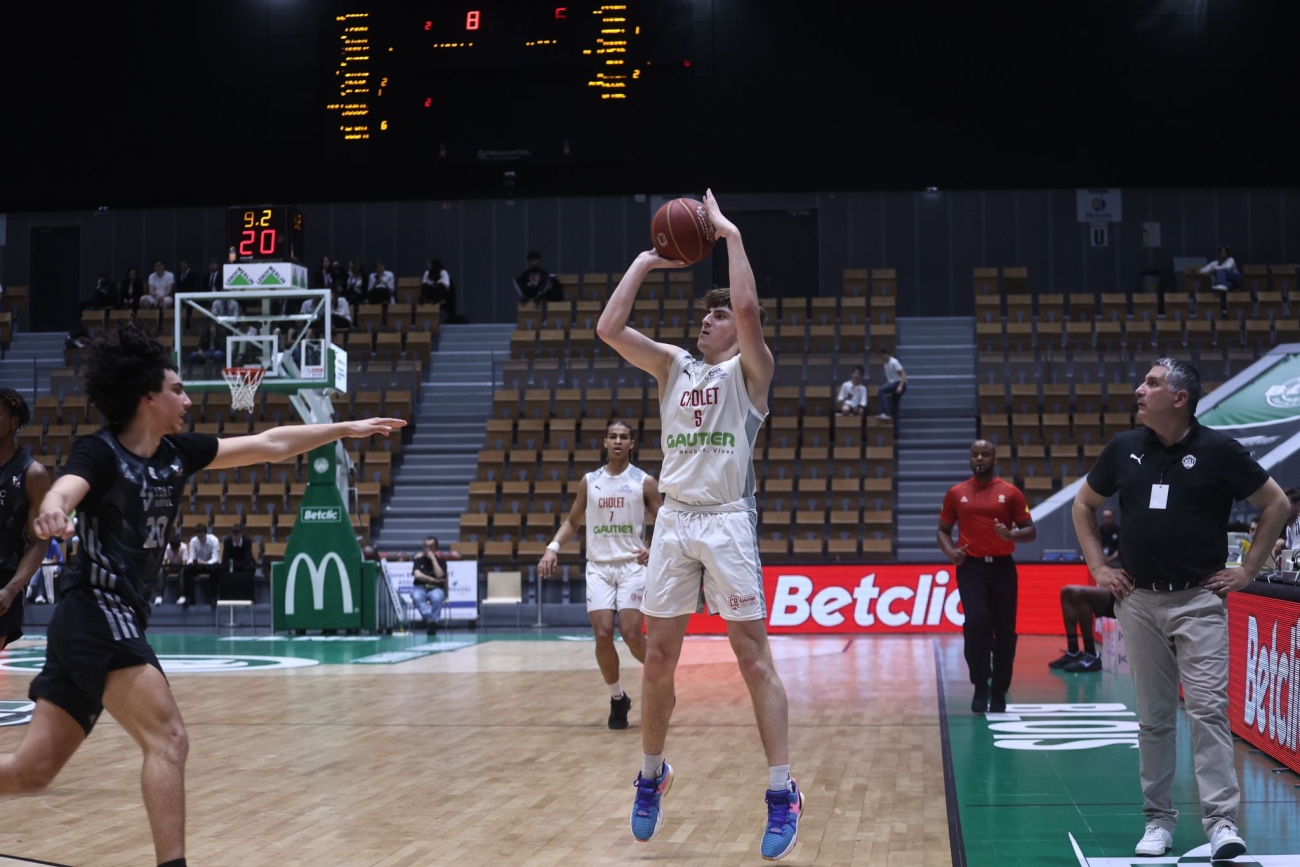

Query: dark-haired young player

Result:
[596,190,803,861]
[537,419,662,729]
[0,325,404,867]
[0,389,52,649]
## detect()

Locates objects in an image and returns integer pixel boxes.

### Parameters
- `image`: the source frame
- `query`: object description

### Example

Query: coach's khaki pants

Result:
[1116,587,1239,837]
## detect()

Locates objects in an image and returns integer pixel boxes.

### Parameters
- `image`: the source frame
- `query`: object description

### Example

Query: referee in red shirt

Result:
[937,439,1037,713]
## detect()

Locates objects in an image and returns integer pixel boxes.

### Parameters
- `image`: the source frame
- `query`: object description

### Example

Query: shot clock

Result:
[227,206,304,263]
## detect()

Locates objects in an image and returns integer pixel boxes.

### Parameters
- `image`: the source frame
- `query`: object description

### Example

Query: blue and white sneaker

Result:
[761,777,804,861]
[630,760,674,842]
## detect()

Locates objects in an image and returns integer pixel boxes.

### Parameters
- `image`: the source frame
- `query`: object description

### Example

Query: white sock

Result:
[608,680,624,699]
[769,764,791,791]
[642,753,664,779]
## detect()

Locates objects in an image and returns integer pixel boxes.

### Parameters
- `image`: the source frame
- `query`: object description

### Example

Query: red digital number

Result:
[424,20,432,31]
[239,230,256,257]
[466,10,479,30]
[259,229,277,255]
[424,97,433,108]
[555,7,566,19]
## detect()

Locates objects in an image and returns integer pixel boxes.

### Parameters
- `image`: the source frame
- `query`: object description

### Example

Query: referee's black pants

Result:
[955,555,1019,694]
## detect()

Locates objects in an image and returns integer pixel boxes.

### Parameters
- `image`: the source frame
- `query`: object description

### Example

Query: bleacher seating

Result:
[973,264,1292,504]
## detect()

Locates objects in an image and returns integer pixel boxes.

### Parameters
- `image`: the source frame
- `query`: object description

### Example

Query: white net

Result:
[222,367,266,412]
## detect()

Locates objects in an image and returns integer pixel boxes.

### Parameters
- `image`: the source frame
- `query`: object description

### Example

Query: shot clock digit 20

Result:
[226,206,304,263]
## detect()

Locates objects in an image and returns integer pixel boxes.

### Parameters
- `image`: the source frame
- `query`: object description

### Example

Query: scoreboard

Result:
[323,2,693,163]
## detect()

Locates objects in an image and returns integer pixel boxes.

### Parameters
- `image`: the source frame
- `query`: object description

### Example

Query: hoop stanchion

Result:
[223,367,266,412]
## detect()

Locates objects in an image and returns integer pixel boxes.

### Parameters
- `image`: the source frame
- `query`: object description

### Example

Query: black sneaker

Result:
[971,688,989,714]
[1062,653,1101,673]
[609,693,633,729]
[1048,650,1081,670]
[989,693,1007,713]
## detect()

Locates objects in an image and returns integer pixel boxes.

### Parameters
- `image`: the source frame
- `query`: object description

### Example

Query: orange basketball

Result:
[651,198,716,264]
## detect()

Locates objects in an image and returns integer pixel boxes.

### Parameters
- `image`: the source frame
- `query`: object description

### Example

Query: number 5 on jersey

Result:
[694,409,703,427]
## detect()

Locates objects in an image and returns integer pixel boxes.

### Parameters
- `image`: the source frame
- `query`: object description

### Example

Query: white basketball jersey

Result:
[658,353,766,508]
[584,464,648,563]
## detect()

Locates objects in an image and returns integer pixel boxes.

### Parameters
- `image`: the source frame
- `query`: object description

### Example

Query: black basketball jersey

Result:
[59,430,219,628]
[0,448,35,575]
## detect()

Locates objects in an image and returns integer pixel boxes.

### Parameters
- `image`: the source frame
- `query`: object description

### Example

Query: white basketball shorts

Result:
[585,559,647,613]
[640,506,765,621]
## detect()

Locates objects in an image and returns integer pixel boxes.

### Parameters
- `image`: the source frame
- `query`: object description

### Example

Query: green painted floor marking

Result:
[937,635,1300,866]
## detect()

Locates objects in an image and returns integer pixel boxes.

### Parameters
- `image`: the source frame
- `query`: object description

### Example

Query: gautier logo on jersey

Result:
[666,431,736,449]
[301,507,342,523]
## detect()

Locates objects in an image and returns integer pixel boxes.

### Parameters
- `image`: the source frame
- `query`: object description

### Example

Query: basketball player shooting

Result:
[0,325,404,867]
[595,189,803,861]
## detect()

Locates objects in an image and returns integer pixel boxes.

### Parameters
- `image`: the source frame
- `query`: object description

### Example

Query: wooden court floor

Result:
[0,635,951,867]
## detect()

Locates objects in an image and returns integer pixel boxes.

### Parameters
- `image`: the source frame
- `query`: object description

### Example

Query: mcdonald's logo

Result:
[284,551,354,615]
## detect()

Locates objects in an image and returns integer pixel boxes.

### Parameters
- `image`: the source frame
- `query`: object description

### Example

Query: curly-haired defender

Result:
[0,324,407,867]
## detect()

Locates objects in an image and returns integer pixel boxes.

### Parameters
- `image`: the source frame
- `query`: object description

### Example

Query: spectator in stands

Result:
[1048,507,1120,673]
[344,258,367,306]
[220,523,257,601]
[315,256,337,291]
[175,257,199,297]
[119,267,146,311]
[141,259,176,310]
[205,258,223,292]
[368,258,395,304]
[1199,246,1242,292]
[515,251,562,304]
[412,536,449,634]
[876,347,907,422]
[318,286,352,332]
[1238,518,1260,561]
[81,273,120,311]
[421,257,454,311]
[836,365,868,416]
[156,535,188,605]
[177,522,221,606]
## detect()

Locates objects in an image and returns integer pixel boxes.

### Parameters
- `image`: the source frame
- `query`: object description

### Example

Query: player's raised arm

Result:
[702,190,774,409]
[207,417,407,470]
[596,251,688,383]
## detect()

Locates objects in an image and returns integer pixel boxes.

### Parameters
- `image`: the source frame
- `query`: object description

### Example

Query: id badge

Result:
[1149,484,1169,509]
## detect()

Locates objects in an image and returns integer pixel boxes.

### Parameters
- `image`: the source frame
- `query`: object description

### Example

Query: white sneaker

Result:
[1134,824,1172,856]
[1210,823,1246,860]
[154,596,164,606]
[176,596,187,606]
[1212,283,1229,291]
[876,413,892,420]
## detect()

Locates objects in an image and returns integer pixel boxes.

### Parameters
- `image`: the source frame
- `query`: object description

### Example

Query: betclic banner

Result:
[685,564,1091,635]
[1228,591,1300,773]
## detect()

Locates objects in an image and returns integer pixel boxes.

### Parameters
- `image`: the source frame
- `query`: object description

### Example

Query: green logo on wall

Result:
[1264,377,1300,409]
[259,266,286,286]
[302,507,342,523]
[226,268,254,287]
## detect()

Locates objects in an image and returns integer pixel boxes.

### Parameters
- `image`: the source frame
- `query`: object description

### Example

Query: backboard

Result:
[174,288,347,396]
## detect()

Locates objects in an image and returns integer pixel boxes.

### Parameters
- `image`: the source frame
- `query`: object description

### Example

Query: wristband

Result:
[546,541,561,553]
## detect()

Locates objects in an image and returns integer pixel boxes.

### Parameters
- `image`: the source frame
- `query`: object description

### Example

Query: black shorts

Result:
[1098,592,1117,619]
[28,586,162,736]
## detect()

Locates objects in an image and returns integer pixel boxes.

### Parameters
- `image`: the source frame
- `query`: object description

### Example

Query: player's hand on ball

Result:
[345,418,408,438]
[537,550,558,579]
[702,189,735,238]
[635,547,650,566]
[636,249,689,270]
[35,508,75,541]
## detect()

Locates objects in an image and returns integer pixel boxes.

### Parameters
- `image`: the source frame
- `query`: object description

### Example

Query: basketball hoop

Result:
[222,367,265,412]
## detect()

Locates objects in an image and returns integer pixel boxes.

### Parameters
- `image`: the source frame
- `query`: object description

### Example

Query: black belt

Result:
[966,554,1014,563]
[1132,580,1198,592]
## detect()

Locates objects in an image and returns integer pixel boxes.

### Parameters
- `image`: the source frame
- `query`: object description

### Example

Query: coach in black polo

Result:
[1072,358,1289,861]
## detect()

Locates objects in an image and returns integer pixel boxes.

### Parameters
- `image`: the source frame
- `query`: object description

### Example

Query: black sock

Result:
[159,859,187,867]
[1083,633,1096,656]
[1066,633,1079,654]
